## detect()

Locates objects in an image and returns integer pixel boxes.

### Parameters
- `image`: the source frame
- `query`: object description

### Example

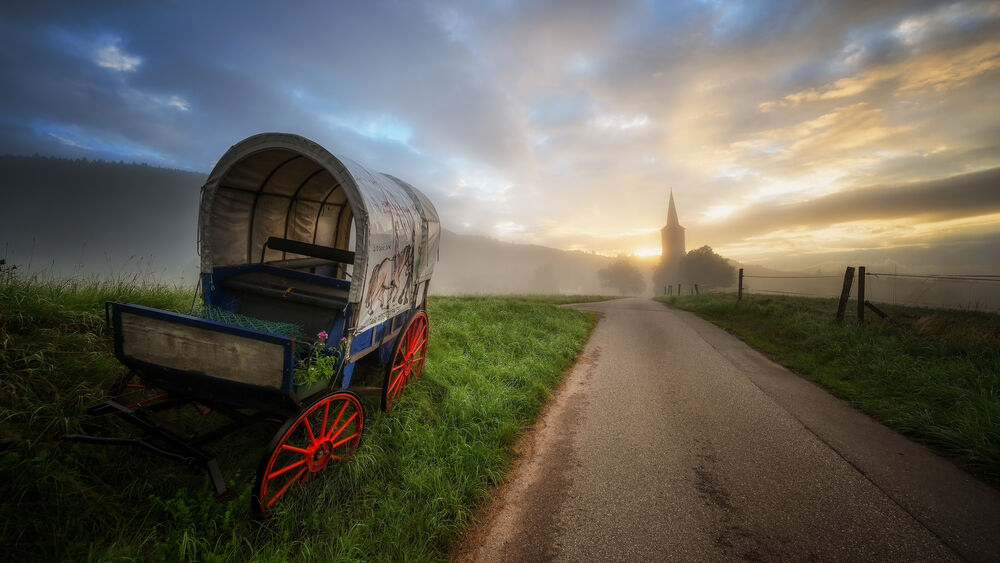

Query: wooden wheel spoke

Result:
[324,400,349,440]
[387,370,407,394]
[281,444,309,454]
[403,346,417,363]
[330,431,360,449]
[410,334,427,351]
[302,414,315,442]
[328,411,358,444]
[320,402,330,438]
[403,333,426,359]
[267,458,306,480]
[266,467,308,508]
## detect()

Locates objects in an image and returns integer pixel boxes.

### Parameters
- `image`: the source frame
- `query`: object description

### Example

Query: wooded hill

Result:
[0,156,619,294]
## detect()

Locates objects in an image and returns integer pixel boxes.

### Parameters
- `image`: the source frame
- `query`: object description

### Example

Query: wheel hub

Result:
[306,440,334,472]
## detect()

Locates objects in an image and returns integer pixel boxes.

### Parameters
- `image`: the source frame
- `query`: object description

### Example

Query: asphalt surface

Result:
[464,298,1000,562]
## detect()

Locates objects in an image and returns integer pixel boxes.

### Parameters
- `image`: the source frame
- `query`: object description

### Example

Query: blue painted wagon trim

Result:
[350,327,374,355]
[110,302,296,395]
[340,362,357,389]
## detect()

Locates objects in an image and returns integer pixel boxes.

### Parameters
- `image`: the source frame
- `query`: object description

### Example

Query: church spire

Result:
[661,189,686,264]
[667,190,681,228]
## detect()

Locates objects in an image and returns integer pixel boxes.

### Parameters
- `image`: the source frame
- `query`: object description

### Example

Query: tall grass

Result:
[0,272,593,561]
[658,293,1000,484]
[0,271,192,446]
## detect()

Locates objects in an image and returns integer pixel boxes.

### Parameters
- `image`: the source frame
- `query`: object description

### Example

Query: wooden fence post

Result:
[677,283,681,295]
[695,283,699,295]
[738,268,744,301]
[836,266,855,321]
[857,266,865,323]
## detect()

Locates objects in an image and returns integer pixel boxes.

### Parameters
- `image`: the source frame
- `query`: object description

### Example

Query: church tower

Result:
[660,190,686,264]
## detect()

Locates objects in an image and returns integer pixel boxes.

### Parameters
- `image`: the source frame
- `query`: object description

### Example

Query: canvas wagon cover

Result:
[199,133,439,333]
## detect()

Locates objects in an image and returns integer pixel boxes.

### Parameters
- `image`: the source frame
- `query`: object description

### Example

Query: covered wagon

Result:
[67,133,440,516]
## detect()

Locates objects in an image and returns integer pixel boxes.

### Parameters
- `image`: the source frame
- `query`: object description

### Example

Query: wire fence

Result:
[867,272,1000,283]
[736,267,1000,313]
[739,272,848,299]
[743,274,842,279]
[863,271,998,312]
[744,288,824,296]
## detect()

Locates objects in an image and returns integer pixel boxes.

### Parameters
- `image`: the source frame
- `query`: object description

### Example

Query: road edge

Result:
[449,311,603,562]
[660,300,1000,562]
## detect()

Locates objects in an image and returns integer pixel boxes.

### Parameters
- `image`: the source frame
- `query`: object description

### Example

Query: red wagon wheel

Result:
[252,390,364,518]
[381,310,429,412]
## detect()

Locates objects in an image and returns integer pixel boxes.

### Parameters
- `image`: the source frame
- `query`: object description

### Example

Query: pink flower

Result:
[317,331,329,340]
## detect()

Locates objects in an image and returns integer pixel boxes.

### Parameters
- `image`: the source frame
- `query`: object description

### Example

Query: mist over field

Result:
[2,1,1000,311]
[0,156,622,294]
[2,156,997,311]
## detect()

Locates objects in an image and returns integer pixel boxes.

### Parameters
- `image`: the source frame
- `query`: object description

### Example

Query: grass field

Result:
[0,272,595,561]
[657,293,1000,484]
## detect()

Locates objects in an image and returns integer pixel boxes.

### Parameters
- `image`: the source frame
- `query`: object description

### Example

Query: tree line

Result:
[598,245,736,296]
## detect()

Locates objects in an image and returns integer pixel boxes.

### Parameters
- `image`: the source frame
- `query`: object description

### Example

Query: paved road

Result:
[462,298,1000,562]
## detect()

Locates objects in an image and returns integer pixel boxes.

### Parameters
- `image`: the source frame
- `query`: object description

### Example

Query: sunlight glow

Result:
[700,204,738,221]
[716,212,1000,263]
[494,221,527,236]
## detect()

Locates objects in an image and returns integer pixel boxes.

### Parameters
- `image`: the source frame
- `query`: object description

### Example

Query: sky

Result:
[2,0,999,272]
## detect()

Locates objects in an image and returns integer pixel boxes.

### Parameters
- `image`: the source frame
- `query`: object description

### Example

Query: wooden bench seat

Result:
[220,271,349,311]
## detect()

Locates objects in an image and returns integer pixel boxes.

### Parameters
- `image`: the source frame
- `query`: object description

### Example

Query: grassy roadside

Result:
[0,274,594,561]
[656,293,1000,484]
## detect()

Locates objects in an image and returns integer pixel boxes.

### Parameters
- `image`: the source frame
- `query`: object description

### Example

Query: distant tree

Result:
[599,255,646,296]
[680,246,736,289]
[530,262,561,294]
[651,246,736,293]
[652,260,681,294]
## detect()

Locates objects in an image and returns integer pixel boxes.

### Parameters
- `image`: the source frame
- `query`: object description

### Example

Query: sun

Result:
[633,247,662,257]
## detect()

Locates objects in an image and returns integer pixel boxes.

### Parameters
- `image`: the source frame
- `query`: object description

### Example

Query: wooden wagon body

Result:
[68,133,440,516]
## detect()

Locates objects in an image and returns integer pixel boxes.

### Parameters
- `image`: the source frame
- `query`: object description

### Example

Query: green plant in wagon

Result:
[294,331,347,386]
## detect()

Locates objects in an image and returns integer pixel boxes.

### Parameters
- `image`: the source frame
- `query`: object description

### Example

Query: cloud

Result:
[698,166,1000,245]
[94,44,141,71]
[760,41,1000,111]
[897,40,1000,93]
[0,0,999,273]
[165,95,189,111]
[893,1,1000,47]
[591,113,650,130]
[740,102,911,162]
